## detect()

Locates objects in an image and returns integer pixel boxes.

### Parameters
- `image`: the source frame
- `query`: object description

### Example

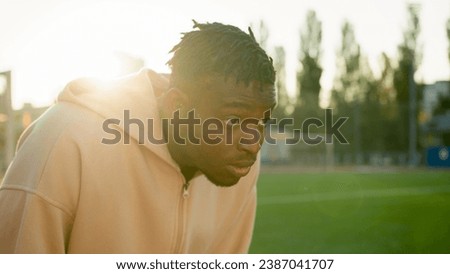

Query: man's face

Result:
[178,77,276,187]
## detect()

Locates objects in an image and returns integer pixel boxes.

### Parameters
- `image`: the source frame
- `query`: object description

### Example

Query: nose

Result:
[237,124,264,155]
[238,141,262,155]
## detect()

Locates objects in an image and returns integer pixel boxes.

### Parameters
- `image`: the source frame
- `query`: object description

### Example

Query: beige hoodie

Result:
[0,69,259,253]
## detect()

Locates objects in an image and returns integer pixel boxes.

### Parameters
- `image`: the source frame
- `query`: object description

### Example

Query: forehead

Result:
[195,77,276,115]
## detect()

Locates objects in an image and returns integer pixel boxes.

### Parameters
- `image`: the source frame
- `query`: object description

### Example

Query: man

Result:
[0,21,276,253]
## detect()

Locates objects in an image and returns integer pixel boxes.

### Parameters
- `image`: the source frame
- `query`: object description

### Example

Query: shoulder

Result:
[17,102,107,152]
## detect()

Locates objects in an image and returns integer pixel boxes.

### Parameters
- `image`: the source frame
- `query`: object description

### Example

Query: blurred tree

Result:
[331,21,405,164]
[251,20,270,50]
[378,53,397,106]
[447,18,450,63]
[294,10,323,121]
[250,20,292,120]
[331,21,363,162]
[393,4,421,153]
[333,21,361,105]
[359,57,384,154]
[377,53,401,152]
[272,46,293,119]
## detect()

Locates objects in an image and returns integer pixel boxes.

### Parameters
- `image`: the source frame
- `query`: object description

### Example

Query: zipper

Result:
[173,178,190,253]
[183,182,190,198]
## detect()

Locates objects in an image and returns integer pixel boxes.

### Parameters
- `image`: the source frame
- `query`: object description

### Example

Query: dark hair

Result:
[167,20,275,90]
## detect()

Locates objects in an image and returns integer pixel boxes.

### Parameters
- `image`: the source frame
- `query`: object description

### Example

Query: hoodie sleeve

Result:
[0,106,81,253]
[0,189,74,253]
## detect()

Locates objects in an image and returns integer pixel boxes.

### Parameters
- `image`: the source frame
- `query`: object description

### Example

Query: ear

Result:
[164,87,190,114]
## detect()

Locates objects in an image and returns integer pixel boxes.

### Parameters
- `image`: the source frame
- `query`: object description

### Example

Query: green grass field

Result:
[249,171,450,254]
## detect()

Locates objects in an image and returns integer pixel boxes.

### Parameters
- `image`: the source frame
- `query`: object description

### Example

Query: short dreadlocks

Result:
[167,20,275,91]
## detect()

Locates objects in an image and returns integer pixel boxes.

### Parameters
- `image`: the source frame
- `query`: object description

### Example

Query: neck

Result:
[180,166,198,183]
[166,138,199,183]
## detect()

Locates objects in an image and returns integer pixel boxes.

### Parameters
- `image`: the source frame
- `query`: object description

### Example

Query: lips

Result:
[226,161,255,177]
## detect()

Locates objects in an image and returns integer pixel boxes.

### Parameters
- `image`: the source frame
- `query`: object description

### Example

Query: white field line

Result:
[258,184,450,206]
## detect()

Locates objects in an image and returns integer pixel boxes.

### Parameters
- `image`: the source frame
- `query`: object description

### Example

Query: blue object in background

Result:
[426,146,450,167]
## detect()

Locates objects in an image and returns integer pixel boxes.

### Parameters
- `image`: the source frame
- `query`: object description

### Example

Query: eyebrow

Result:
[219,101,276,118]
[221,97,276,108]
[221,101,253,109]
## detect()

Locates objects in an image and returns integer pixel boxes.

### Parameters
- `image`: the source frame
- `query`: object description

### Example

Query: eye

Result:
[261,117,272,126]
[258,116,274,127]
[226,116,241,126]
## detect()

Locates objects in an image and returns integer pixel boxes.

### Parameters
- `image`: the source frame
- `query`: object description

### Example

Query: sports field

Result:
[249,171,450,253]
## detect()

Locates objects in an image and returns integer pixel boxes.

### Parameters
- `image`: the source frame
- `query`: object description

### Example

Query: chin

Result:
[206,174,241,188]
[214,179,241,188]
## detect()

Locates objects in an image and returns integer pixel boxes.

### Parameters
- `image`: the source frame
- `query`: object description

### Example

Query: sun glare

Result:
[10,2,151,109]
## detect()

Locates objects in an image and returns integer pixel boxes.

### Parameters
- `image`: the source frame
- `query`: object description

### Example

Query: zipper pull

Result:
[183,182,190,198]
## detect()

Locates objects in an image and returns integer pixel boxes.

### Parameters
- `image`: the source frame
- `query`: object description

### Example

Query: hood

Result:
[57,69,179,170]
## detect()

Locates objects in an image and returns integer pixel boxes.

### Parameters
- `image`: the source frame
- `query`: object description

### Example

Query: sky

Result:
[0,0,449,109]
